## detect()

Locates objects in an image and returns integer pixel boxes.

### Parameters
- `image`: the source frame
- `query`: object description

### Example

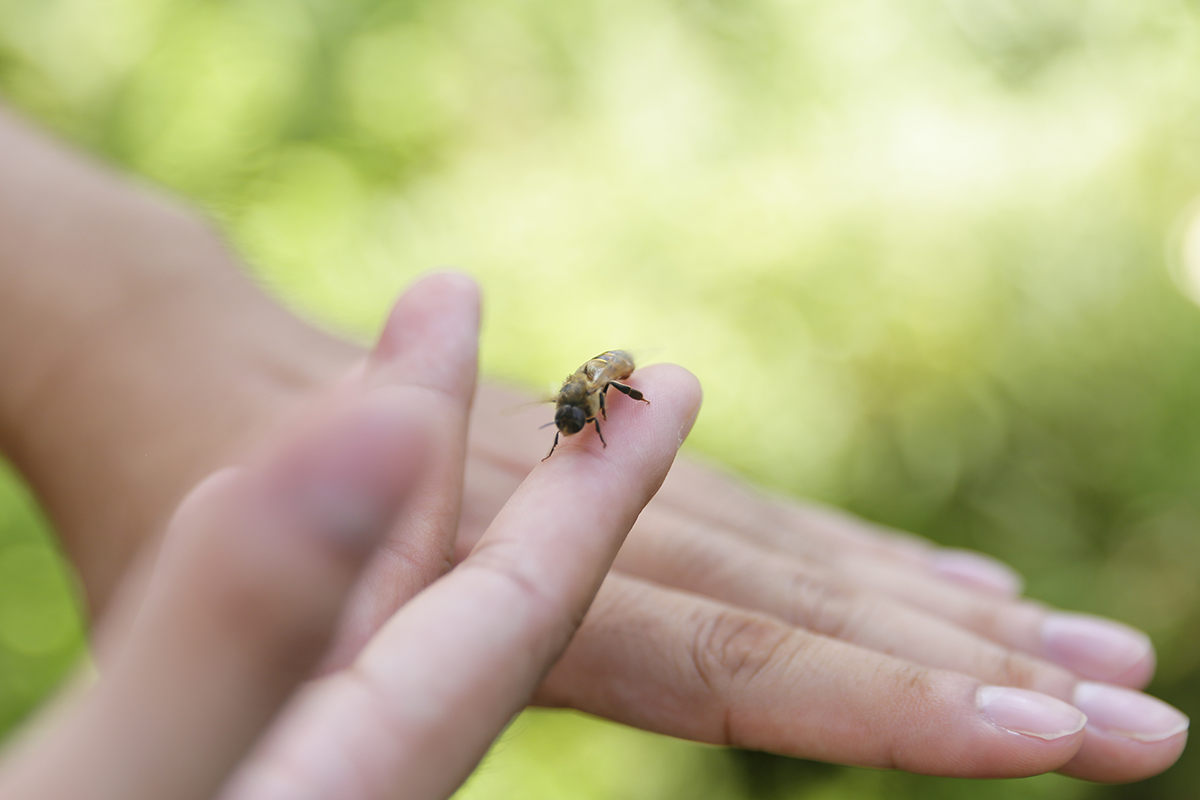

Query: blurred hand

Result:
[461,403,1189,781]
[182,277,1184,786]
[9,255,1186,786]
[0,274,702,800]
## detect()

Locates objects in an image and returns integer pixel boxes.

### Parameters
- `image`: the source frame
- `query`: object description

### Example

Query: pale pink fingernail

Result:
[977,686,1087,740]
[1042,613,1154,683]
[1073,682,1189,742]
[930,549,1024,596]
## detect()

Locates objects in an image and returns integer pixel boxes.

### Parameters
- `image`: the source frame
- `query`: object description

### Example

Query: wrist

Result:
[11,218,362,613]
[0,107,363,611]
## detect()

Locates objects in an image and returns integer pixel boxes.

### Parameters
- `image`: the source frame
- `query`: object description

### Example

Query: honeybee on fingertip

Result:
[543,350,650,459]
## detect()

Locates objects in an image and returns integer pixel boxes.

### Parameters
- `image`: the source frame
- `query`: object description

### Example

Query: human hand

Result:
[0,273,703,800]
[18,250,1184,785]
[25,259,1181,786]
[449,386,1189,783]
[1,103,1183,792]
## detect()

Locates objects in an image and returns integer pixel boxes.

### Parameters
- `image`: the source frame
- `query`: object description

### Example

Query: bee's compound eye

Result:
[555,405,587,435]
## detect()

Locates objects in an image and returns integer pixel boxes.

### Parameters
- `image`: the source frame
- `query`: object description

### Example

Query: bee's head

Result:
[555,404,587,436]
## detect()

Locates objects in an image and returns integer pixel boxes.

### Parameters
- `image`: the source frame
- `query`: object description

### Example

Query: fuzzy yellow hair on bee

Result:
[544,350,650,459]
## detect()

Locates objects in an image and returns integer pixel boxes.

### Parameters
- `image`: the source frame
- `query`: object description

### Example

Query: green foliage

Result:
[0,463,85,734]
[1,0,1199,796]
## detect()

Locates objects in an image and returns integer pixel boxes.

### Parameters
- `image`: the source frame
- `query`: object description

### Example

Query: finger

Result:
[1059,681,1188,782]
[539,576,1185,782]
[321,271,480,669]
[614,506,1080,698]
[0,391,430,800]
[462,454,1045,688]
[465,439,1156,689]
[536,573,1086,778]
[468,472,1185,782]
[458,443,525,556]
[220,364,703,800]
[618,508,1189,773]
[646,461,1156,687]
[826,558,1156,688]
[472,389,1028,600]
[466,450,1109,700]
[84,271,481,672]
[467,383,1027,601]
[660,458,1026,596]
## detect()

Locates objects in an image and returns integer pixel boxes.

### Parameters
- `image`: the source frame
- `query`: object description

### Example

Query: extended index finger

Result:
[221,364,703,800]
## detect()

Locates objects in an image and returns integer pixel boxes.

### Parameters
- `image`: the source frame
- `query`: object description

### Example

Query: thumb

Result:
[0,387,429,800]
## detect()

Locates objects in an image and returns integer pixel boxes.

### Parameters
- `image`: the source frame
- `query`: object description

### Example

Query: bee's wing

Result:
[499,396,555,417]
[621,346,664,369]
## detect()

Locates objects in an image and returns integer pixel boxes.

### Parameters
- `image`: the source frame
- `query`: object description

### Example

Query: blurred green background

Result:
[1,0,1199,796]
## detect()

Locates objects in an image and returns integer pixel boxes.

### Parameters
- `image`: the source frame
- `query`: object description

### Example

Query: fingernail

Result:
[1073,682,1189,742]
[930,549,1024,596]
[1041,613,1153,683]
[977,686,1087,740]
[269,391,423,556]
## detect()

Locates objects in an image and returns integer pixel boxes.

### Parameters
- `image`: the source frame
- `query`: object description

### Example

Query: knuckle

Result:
[461,543,582,637]
[985,649,1076,696]
[891,661,938,703]
[955,598,1010,639]
[690,608,796,694]
[880,663,941,771]
[989,649,1042,688]
[785,570,867,640]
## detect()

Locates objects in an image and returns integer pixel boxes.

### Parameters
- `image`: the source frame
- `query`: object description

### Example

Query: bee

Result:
[544,350,650,459]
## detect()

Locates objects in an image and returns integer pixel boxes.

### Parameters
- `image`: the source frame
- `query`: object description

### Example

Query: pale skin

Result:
[0,105,1188,797]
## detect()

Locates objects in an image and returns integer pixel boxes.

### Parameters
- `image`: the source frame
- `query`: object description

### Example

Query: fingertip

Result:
[930,549,1025,597]
[1073,682,1189,742]
[636,362,701,396]
[1058,731,1188,783]
[1110,647,1157,691]
[166,466,249,531]
[1058,683,1188,783]
[390,270,482,320]
[370,271,481,398]
[629,363,702,446]
[854,669,1083,777]
[1041,613,1156,687]
[976,685,1087,742]
[420,269,483,325]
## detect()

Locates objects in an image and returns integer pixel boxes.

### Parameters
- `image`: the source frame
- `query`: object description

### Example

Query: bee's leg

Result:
[592,418,607,448]
[609,381,649,403]
[599,385,609,420]
[543,431,561,461]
